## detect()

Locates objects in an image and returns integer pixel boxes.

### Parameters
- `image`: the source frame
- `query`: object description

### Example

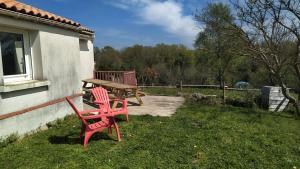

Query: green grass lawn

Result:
[1,100,300,168]
[142,87,298,101]
[142,87,260,99]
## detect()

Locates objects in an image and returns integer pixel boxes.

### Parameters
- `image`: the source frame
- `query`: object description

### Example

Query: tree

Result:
[173,45,194,89]
[195,3,245,103]
[231,0,300,117]
[94,46,122,71]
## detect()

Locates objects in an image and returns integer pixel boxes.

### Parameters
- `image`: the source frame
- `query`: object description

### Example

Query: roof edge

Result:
[0,0,80,26]
[0,8,94,34]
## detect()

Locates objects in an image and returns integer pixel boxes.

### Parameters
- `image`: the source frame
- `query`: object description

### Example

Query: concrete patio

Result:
[84,95,185,117]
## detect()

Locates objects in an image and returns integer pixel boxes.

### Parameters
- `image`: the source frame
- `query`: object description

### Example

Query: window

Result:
[0,27,32,83]
[79,39,89,51]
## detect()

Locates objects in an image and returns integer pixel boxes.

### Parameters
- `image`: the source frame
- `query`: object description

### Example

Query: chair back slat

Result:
[66,97,88,125]
[92,87,111,109]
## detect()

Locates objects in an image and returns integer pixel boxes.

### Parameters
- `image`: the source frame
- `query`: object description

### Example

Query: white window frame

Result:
[0,27,33,84]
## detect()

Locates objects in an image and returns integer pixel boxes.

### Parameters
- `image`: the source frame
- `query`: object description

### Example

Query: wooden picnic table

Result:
[82,79,144,109]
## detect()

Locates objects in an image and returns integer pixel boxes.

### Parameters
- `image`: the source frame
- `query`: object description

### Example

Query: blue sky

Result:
[20,0,226,49]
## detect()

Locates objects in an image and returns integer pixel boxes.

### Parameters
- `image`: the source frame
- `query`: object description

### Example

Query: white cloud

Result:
[108,2,130,10]
[140,1,198,44]
[109,0,200,47]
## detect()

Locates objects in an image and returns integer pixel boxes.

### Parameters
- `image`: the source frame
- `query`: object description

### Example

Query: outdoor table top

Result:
[82,79,138,90]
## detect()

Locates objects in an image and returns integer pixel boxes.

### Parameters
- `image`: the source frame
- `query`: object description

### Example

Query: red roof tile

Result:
[0,0,94,33]
[80,26,94,33]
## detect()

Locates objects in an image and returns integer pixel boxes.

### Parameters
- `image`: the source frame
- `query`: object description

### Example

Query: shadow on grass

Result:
[48,132,115,145]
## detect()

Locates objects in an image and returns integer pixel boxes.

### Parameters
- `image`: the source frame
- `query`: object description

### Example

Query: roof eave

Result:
[0,8,94,35]
[79,33,94,41]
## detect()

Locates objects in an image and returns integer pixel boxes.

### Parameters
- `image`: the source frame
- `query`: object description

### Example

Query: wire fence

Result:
[138,84,261,91]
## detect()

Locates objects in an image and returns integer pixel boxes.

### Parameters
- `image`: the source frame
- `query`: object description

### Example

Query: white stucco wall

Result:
[79,39,94,80]
[0,15,94,138]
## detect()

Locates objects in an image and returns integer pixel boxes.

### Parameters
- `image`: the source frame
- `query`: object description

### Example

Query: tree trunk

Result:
[276,74,300,117]
[141,76,145,86]
[268,73,275,86]
[180,80,183,92]
[281,85,300,118]
[222,80,226,105]
[293,41,300,84]
[218,70,223,89]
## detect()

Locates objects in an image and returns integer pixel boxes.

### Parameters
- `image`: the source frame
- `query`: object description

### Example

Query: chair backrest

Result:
[91,87,111,109]
[66,97,87,125]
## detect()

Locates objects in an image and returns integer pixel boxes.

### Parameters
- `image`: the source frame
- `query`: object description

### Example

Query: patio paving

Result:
[83,95,185,117]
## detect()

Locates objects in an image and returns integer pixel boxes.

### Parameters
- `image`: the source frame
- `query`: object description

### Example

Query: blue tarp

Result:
[234,81,250,89]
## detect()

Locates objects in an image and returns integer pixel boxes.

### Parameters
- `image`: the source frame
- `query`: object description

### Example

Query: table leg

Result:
[135,89,144,106]
[112,100,118,110]
[82,82,87,88]
[112,89,125,109]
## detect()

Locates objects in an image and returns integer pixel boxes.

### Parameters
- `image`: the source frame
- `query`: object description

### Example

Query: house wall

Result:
[79,39,94,80]
[0,15,94,138]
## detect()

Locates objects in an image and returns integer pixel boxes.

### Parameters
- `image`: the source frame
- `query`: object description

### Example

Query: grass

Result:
[142,87,260,99]
[1,100,300,168]
[142,87,299,101]
[143,87,300,113]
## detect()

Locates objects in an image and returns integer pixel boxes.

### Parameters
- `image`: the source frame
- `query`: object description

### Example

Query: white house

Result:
[0,0,95,138]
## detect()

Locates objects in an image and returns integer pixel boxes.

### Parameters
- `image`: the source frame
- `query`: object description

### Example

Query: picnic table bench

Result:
[82,79,145,109]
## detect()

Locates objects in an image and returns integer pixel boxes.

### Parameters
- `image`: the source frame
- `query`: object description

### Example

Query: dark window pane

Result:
[0,32,26,76]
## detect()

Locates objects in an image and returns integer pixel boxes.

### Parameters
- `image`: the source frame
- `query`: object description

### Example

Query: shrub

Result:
[190,93,219,105]
[0,133,19,148]
[225,98,253,108]
[225,90,261,108]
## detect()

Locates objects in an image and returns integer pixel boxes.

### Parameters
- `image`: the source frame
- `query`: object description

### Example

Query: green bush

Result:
[225,98,253,108]
[0,133,19,148]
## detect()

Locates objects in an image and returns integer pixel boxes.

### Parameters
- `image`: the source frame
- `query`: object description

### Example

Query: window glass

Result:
[0,32,26,76]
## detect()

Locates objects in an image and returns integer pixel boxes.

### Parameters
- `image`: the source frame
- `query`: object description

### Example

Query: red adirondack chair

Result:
[66,97,121,148]
[91,87,129,121]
